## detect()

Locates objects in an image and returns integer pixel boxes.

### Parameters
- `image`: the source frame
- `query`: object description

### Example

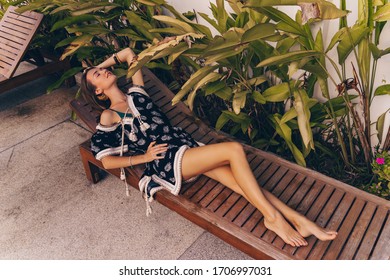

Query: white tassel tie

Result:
[119,109,131,197]
[143,194,153,217]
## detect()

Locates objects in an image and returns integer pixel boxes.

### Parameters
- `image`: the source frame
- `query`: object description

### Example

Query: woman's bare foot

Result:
[264,211,308,247]
[292,215,338,241]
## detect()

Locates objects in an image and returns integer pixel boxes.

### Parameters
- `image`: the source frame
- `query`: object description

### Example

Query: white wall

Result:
[166,0,390,147]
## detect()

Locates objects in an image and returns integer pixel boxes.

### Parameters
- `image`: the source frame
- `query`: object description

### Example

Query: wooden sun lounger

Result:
[70,67,390,260]
[0,6,73,94]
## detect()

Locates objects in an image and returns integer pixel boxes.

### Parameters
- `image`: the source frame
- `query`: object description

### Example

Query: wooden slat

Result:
[0,23,29,39]
[354,206,388,259]
[190,179,218,202]
[215,192,242,217]
[287,177,316,210]
[0,31,31,45]
[0,42,23,59]
[206,187,233,211]
[9,9,41,25]
[1,21,32,34]
[323,198,366,259]
[370,212,390,259]
[263,166,289,192]
[0,53,16,65]
[338,202,377,259]
[307,192,355,260]
[269,170,298,196]
[0,41,20,55]
[181,176,210,198]
[0,48,18,60]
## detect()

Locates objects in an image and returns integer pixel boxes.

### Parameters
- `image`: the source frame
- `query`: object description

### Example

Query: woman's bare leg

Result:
[202,164,338,241]
[181,142,308,247]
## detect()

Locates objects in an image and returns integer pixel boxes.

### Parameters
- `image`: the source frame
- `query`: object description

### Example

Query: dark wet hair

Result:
[80,67,111,113]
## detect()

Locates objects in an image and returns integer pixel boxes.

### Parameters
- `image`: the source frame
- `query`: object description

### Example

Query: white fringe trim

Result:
[96,145,129,161]
[127,86,149,97]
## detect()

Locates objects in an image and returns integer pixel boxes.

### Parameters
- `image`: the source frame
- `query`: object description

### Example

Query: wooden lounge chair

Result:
[0,6,73,94]
[70,67,390,260]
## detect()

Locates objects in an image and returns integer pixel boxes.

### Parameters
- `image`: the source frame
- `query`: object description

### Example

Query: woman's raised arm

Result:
[96,47,144,87]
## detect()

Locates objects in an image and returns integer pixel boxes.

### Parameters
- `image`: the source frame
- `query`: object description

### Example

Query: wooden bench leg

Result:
[79,145,102,184]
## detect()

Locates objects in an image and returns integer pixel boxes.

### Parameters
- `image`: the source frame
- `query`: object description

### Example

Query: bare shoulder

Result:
[100,109,117,126]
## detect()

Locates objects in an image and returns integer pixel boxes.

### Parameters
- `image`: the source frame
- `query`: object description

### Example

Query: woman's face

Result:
[86,67,117,95]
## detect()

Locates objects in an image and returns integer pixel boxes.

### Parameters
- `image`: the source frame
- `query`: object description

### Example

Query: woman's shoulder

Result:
[99,109,119,126]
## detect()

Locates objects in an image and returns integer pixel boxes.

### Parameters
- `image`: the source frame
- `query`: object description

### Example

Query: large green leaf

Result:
[326,27,347,53]
[172,65,219,105]
[246,6,306,36]
[293,89,314,150]
[59,34,94,60]
[271,115,306,166]
[113,29,146,41]
[216,110,251,131]
[216,112,230,131]
[280,98,317,123]
[233,90,249,114]
[205,44,247,64]
[65,25,110,35]
[50,14,96,32]
[149,27,188,35]
[376,109,389,142]
[337,25,370,64]
[262,82,292,102]
[186,72,222,111]
[369,43,390,60]
[164,3,213,39]
[125,11,158,41]
[235,11,250,28]
[374,84,390,96]
[137,0,166,5]
[374,3,390,21]
[216,0,229,33]
[198,12,221,33]
[200,73,231,100]
[204,28,243,53]
[241,23,276,42]
[153,15,196,34]
[205,81,227,96]
[252,91,266,104]
[257,50,320,67]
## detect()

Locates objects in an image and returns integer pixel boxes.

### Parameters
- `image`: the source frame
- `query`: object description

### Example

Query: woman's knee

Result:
[226,141,245,156]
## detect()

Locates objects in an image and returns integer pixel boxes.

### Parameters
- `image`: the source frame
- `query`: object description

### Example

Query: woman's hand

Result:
[144,141,168,162]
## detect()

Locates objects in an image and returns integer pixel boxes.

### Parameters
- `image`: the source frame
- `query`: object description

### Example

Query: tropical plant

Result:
[244,0,390,176]
[128,0,348,167]
[16,0,192,93]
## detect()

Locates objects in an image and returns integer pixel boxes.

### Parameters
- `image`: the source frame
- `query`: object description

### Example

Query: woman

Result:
[81,47,337,247]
